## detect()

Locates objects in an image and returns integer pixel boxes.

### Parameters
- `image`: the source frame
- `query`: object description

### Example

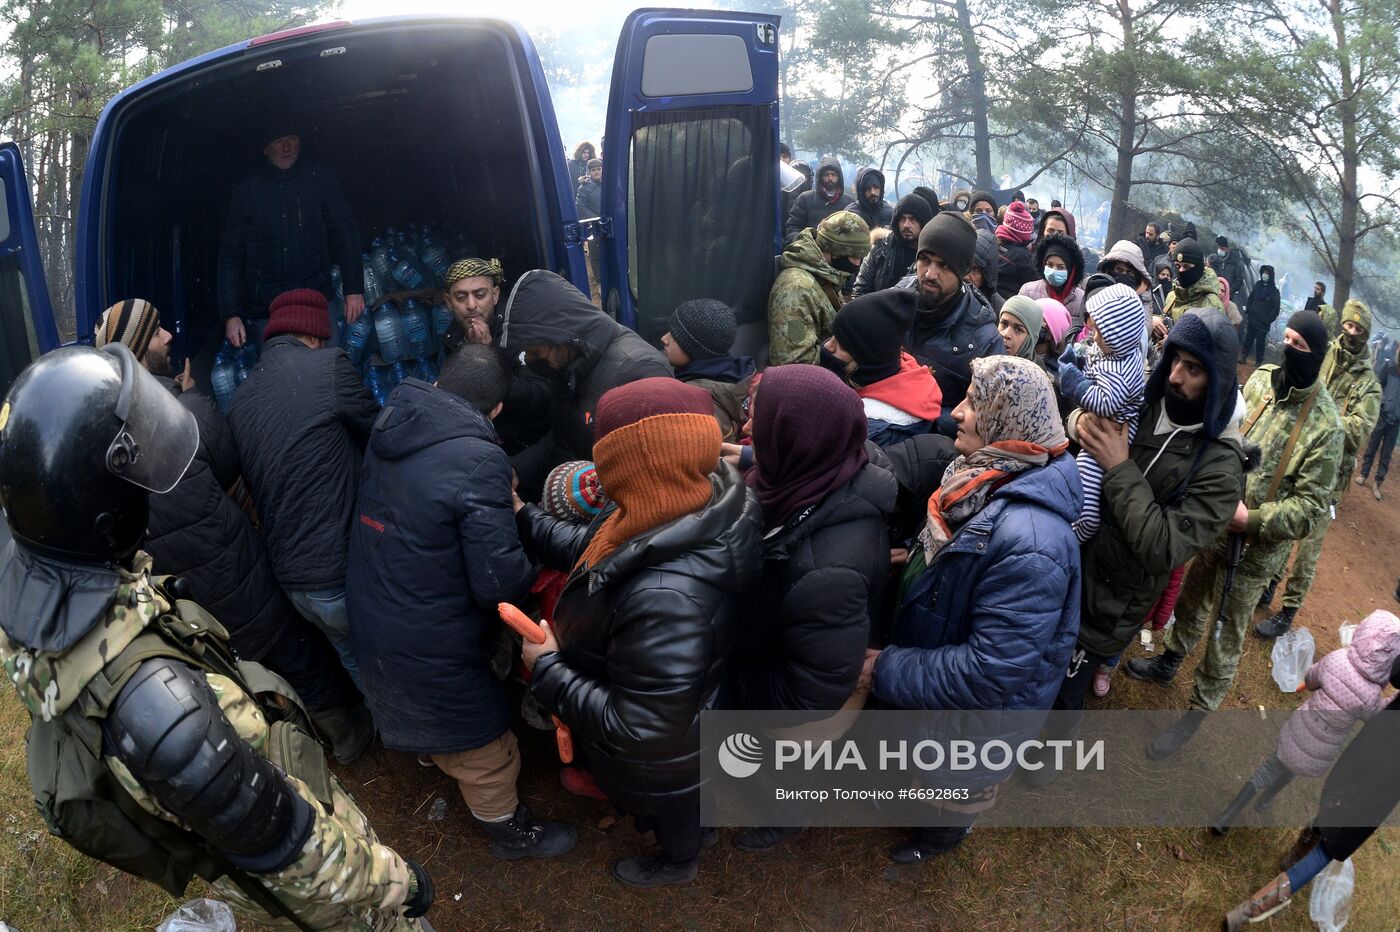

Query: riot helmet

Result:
[0,344,198,562]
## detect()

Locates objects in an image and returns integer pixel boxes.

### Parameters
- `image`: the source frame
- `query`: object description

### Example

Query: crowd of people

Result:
[0,130,1398,932]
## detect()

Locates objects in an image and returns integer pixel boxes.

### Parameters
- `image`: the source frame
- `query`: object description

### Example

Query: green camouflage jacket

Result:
[1320,336,1381,483]
[1162,267,1225,322]
[0,553,416,932]
[767,228,848,365]
[1241,366,1344,545]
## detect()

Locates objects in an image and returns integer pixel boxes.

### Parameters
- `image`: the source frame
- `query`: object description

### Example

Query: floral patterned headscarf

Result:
[917,356,1068,563]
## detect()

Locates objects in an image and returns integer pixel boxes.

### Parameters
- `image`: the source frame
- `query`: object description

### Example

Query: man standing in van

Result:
[218,127,365,350]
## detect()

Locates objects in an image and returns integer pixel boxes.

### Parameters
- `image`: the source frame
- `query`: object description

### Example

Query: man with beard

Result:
[1304,281,1325,312]
[853,193,932,297]
[896,212,1001,435]
[1126,309,1343,759]
[93,299,374,764]
[439,258,551,452]
[1258,300,1380,637]
[785,157,855,240]
[851,167,895,232]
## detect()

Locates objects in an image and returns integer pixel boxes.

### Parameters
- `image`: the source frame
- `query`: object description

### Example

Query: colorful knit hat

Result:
[996,200,1035,245]
[95,299,161,362]
[542,460,609,524]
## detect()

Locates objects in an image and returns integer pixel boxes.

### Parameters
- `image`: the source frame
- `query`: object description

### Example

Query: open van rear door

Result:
[0,143,60,398]
[597,8,781,347]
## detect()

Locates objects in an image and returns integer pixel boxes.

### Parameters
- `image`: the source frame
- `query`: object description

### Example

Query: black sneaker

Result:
[1254,607,1296,639]
[612,854,698,887]
[477,804,577,860]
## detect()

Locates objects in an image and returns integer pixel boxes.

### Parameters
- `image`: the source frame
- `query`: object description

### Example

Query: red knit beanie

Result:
[264,288,331,341]
[996,200,1035,245]
[593,377,713,442]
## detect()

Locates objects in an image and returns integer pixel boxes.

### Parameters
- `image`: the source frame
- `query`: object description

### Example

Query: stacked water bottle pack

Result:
[333,223,478,405]
[210,341,260,413]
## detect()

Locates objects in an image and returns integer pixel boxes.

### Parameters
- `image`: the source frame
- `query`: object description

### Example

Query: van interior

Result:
[98,22,560,369]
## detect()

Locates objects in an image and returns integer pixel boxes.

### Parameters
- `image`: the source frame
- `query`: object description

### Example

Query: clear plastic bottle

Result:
[345,313,374,367]
[362,256,385,305]
[399,299,432,358]
[374,303,407,363]
[211,349,237,413]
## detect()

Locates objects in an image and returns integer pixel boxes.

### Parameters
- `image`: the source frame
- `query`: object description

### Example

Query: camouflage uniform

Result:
[0,553,418,932]
[767,211,870,365]
[1161,266,1225,322]
[1318,303,1342,340]
[1278,302,1381,611]
[1164,366,1344,710]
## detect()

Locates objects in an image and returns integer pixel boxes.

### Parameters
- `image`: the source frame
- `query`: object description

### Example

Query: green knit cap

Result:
[814,210,872,259]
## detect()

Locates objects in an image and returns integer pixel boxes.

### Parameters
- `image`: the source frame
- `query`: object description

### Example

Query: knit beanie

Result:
[95,299,161,362]
[1286,309,1330,356]
[894,193,934,227]
[593,376,713,443]
[815,211,872,259]
[668,299,737,361]
[1342,299,1371,337]
[1215,235,1229,248]
[916,212,977,278]
[542,460,609,524]
[1172,238,1204,267]
[264,288,331,341]
[968,189,997,213]
[1085,283,1146,357]
[996,200,1035,245]
[912,186,942,215]
[832,290,917,386]
[579,378,721,570]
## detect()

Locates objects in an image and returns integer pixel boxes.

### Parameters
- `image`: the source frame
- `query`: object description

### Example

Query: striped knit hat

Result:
[1085,283,1146,357]
[542,460,609,524]
[95,299,161,362]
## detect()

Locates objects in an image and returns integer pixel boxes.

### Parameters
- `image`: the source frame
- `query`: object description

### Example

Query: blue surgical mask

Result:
[1044,266,1069,287]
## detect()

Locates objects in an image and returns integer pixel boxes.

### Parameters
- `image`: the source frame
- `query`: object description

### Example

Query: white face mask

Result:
[1217,249,1227,257]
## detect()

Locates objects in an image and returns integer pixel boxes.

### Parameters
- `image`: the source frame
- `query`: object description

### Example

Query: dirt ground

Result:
[3,363,1398,930]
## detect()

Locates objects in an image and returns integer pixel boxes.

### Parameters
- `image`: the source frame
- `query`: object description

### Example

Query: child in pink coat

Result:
[1211,610,1400,833]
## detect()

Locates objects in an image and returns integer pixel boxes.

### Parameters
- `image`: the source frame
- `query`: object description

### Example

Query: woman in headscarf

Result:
[517,378,762,888]
[997,295,1044,360]
[863,356,1083,865]
[728,365,897,853]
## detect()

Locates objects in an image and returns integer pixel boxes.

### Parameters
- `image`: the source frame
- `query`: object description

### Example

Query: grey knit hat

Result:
[668,299,737,361]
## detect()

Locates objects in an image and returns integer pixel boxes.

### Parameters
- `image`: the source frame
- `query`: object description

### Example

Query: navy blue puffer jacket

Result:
[873,452,1083,711]
[346,379,533,754]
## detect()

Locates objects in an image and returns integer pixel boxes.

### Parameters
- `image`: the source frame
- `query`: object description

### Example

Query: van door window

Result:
[624,104,775,345]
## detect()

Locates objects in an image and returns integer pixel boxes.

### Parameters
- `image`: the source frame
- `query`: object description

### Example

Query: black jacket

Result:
[144,379,290,660]
[498,271,673,497]
[851,167,894,231]
[217,161,362,320]
[995,239,1039,300]
[852,231,917,297]
[901,282,1003,412]
[521,464,762,815]
[346,380,533,754]
[731,463,896,711]
[1245,265,1281,328]
[228,335,379,590]
[575,177,603,219]
[785,157,855,239]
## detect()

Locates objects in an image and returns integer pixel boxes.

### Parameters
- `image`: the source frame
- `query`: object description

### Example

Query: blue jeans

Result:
[286,587,361,689]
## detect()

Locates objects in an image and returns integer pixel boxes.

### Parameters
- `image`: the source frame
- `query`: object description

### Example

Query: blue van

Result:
[0,8,782,395]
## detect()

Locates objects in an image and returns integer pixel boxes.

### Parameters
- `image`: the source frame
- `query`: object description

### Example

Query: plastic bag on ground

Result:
[1308,857,1354,932]
[1271,626,1315,692]
[157,898,236,932]
[1338,622,1358,647]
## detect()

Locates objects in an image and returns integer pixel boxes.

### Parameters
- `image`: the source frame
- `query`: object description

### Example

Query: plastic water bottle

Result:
[233,347,253,386]
[431,302,453,340]
[211,350,237,413]
[390,254,426,291]
[420,241,450,284]
[366,366,386,406]
[330,265,345,301]
[345,313,373,366]
[386,361,408,391]
[362,256,385,305]
[412,356,438,383]
[374,303,407,363]
[369,239,393,285]
[400,300,432,358]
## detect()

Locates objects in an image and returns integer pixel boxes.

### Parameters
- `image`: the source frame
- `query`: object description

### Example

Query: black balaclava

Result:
[1173,238,1205,289]
[1280,309,1329,393]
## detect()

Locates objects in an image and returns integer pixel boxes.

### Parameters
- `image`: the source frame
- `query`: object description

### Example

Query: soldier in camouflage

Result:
[1126,310,1344,758]
[0,344,434,931]
[767,210,870,365]
[1257,299,1380,637]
